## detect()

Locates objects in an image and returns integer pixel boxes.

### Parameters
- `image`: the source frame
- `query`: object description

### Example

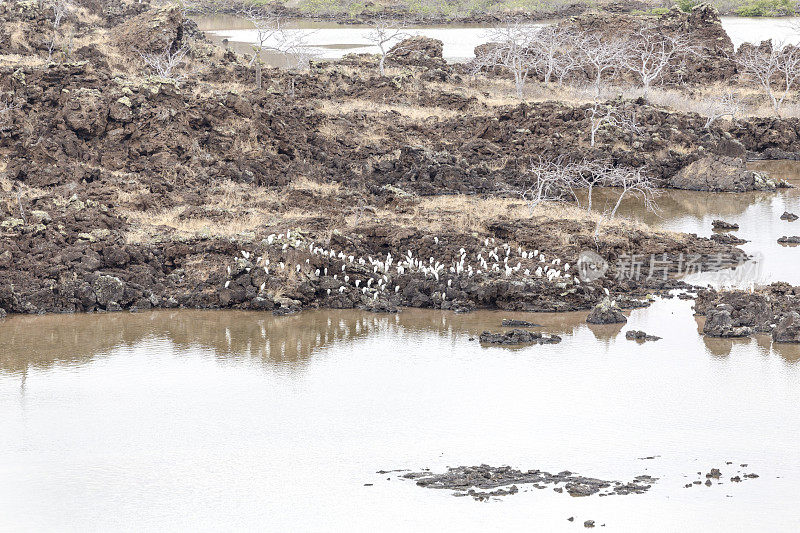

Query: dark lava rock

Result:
[777,236,800,244]
[703,305,753,338]
[586,298,627,324]
[706,468,722,479]
[93,275,125,309]
[773,312,800,343]
[479,329,561,345]
[670,156,774,192]
[781,211,799,222]
[584,520,595,528]
[0,307,6,319]
[712,219,739,231]
[711,233,748,245]
[625,330,661,342]
[501,318,540,327]
[401,464,656,501]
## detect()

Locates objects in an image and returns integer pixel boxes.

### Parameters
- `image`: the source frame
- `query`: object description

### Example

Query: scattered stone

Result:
[401,464,656,501]
[0,307,6,319]
[731,476,741,482]
[625,330,661,342]
[777,236,800,244]
[568,517,574,522]
[501,319,541,327]
[586,298,627,324]
[781,211,799,222]
[706,468,722,479]
[478,329,561,345]
[744,473,759,478]
[712,219,739,231]
[705,479,712,486]
[711,233,748,245]
[584,520,595,528]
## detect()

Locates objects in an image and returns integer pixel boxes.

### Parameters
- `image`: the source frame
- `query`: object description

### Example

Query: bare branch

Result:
[735,40,800,118]
[138,43,190,80]
[364,16,409,77]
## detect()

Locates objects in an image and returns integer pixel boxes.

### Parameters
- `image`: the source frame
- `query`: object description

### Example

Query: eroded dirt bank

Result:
[0,0,791,316]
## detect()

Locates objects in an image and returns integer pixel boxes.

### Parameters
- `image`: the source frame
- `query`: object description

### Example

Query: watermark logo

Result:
[577,250,609,282]
[577,250,764,288]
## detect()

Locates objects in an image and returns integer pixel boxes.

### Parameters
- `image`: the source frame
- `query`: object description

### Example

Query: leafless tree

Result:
[529,25,575,85]
[241,8,285,67]
[700,91,741,129]
[586,101,640,148]
[576,33,631,100]
[735,40,800,117]
[604,166,659,220]
[275,29,318,71]
[139,43,190,80]
[626,28,694,99]
[480,20,539,99]
[523,157,571,208]
[365,16,409,77]
[46,0,71,59]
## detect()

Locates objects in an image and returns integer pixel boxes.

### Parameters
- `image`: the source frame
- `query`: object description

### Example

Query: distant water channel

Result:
[194,16,800,65]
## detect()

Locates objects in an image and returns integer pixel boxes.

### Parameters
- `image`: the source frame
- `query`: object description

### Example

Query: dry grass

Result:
[317,98,461,121]
[289,176,341,194]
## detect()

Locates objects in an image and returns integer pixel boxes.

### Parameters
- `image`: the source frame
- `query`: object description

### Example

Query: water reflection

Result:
[2,301,799,377]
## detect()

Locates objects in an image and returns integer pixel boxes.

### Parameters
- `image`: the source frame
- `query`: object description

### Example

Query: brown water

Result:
[2,302,800,530]
[584,161,800,287]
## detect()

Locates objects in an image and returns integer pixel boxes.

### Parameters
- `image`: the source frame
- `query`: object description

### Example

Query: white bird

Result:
[296,264,301,272]
[395,286,400,292]
[327,289,331,295]
[604,288,610,296]
[324,268,328,276]
[315,269,320,276]
[339,286,345,293]
[226,265,231,275]
[355,280,361,288]
[259,282,265,291]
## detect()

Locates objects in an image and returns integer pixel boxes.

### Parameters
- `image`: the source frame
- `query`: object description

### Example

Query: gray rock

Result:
[712,219,739,230]
[703,305,753,337]
[586,298,627,324]
[501,318,540,327]
[92,275,124,308]
[625,330,661,342]
[781,211,799,222]
[773,312,800,343]
[0,307,6,319]
[479,329,561,345]
[777,236,800,244]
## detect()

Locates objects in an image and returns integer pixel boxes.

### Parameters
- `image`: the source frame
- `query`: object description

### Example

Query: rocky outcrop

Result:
[696,284,800,337]
[712,219,739,230]
[703,305,753,337]
[586,298,627,324]
[625,330,661,342]
[479,329,562,345]
[387,36,445,68]
[669,156,775,192]
[112,6,185,55]
[781,211,799,221]
[773,312,800,343]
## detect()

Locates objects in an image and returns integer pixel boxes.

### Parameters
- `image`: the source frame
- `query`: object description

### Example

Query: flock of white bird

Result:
[224,230,586,301]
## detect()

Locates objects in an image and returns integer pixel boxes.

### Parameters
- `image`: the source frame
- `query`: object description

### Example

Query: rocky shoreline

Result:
[0,0,797,319]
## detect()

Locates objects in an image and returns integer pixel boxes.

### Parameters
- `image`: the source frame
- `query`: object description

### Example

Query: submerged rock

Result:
[625,330,661,342]
[710,233,747,245]
[401,464,656,501]
[501,318,540,327]
[773,312,800,343]
[478,329,561,345]
[712,219,739,230]
[586,298,627,324]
